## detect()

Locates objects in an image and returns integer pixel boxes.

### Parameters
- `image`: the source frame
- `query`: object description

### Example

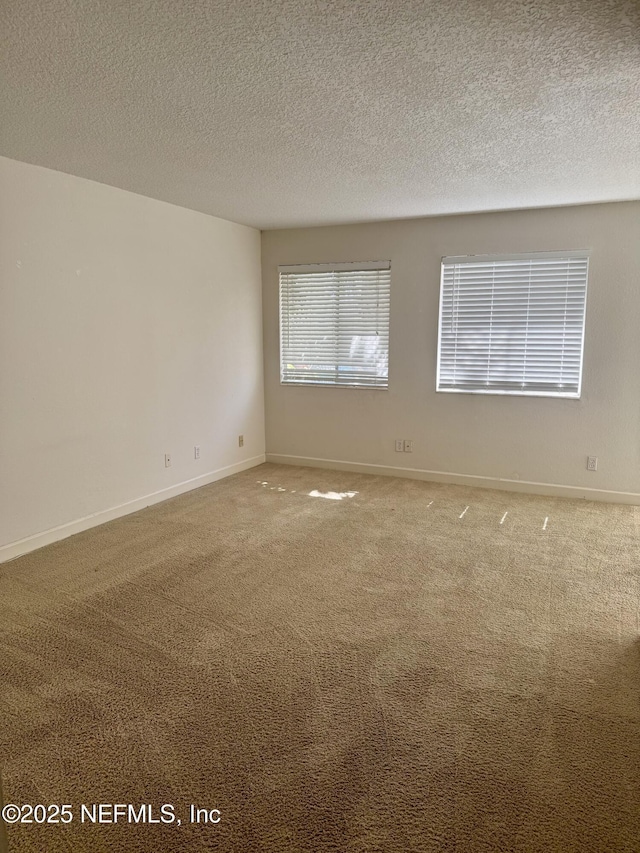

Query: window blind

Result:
[280,261,390,387]
[437,252,588,397]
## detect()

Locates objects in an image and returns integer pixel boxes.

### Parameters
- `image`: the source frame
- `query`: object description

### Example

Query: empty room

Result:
[1,1,639,851]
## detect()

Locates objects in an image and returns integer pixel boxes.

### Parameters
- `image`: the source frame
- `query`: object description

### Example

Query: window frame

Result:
[436,250,589,399]
[279,260,391,390]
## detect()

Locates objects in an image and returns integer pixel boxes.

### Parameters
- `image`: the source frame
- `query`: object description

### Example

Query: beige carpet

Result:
[1,463,639,852]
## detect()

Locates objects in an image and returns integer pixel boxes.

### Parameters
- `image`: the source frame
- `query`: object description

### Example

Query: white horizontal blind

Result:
[280,261,390,387]
[437,252,588,397]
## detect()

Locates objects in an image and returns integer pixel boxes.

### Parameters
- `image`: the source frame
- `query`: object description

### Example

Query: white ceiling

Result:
[1,0,639,230]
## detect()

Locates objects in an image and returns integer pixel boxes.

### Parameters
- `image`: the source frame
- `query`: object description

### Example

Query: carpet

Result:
[1,463,639,852]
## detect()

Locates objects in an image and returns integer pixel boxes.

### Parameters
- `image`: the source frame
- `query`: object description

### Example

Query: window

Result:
[279,261,390,387]
[437,252,588,398]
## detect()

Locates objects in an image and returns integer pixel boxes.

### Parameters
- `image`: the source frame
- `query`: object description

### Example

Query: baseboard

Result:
[265,453,640,506]
[0,454,266,564]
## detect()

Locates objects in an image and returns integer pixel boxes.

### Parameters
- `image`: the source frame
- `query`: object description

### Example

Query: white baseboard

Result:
[0,454,266,564]
[265,453,640,506]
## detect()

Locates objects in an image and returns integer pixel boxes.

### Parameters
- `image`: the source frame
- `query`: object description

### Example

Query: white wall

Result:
[262,202,640,502]
[0,156,265,559]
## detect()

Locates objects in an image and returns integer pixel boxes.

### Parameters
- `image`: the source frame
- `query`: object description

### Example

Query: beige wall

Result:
[262,202,640,501]
[0,156,265,559]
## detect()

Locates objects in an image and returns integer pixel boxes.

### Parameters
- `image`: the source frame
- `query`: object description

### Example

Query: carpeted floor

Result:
[1,462,639,852]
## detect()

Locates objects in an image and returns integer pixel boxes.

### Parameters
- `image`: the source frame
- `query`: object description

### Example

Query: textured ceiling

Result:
[1,0,639,229]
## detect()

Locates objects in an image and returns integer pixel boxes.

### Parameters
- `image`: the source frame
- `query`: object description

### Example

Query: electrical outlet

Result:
[587,456,598,471]
[404,440,413,452]
[238,435,244,448]
[194,445,200,460]
[164,453,172,468]
[395,439,404,452]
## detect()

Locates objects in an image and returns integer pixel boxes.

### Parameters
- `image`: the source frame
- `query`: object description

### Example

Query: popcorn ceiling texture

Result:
[1,463,639,851]
[0,0,638,228]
